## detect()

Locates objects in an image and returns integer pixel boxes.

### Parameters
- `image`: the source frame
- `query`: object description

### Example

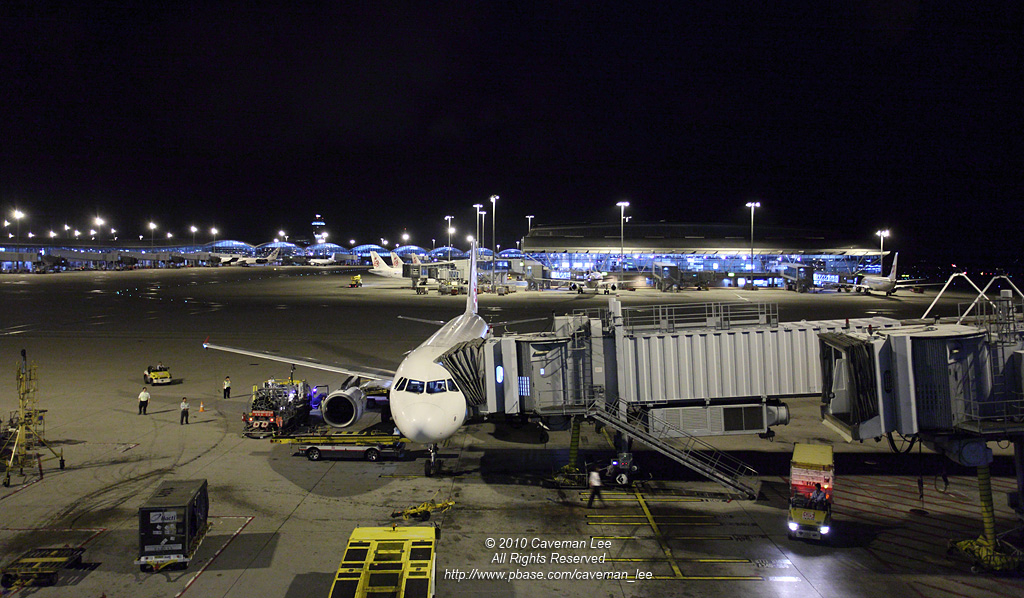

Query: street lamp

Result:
[190,225,198,247]
[12,210,24,244]
[472,204,483,257]
[479,210,486,284]
[148,222,157,249]
[490,195,499,287]
[526,214,534,233]
[444,215,454,261]
[745,201,760,283]
[876,229,890,273]
[211,227,218,245]
[616,202,630,276]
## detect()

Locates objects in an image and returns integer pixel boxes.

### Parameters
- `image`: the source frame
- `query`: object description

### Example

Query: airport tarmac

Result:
[1,266,1021,597]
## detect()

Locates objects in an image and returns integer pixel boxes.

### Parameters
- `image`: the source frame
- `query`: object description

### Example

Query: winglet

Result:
[203,336,210,349]
[467,241,478,314]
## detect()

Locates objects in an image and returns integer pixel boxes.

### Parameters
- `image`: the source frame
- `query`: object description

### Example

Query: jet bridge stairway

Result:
[585,399,761,499]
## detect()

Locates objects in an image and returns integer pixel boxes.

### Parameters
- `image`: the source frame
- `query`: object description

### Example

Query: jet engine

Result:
[321,387,366,428]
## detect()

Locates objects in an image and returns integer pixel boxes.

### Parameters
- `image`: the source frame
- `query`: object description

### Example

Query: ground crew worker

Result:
[138,387,150,415]
[587,465,605,508]
[223,376,231,399]
[180,397,190,425]
[810,483,826,509]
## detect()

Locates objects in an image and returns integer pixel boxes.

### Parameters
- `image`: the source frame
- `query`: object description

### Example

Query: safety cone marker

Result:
[199,401,205,412]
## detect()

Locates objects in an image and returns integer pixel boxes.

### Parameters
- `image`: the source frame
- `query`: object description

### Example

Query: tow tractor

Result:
[787,443,834,541]
[272,428,408,462]
[242,377,324,439]
[349,274,363,287]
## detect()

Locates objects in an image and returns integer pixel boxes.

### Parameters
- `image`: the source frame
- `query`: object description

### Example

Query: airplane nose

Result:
[393,402,459,444]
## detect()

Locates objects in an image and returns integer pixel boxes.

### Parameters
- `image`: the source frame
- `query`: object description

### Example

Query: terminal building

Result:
[522,222,884,290]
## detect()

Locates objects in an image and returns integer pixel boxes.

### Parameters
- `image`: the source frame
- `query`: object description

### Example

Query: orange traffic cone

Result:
[199,401,205,413]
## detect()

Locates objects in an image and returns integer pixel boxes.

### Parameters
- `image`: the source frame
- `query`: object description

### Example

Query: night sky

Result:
[2,3,1020,271]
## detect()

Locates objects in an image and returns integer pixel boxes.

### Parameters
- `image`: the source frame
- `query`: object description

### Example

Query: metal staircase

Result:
[587,398,761,499]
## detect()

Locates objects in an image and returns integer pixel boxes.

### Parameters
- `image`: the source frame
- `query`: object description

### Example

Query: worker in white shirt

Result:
[138,387,150,415]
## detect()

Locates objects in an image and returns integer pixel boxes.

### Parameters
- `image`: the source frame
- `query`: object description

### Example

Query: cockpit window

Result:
[446,379,459,392]
[426,380,447,394]
[394,378,407,391]
[405,379,425,393]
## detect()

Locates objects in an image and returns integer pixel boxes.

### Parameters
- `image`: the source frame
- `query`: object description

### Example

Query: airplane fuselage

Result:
[389,311,489,444]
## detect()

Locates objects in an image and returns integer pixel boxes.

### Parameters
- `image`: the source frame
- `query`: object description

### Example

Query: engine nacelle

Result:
[321,387,366,428]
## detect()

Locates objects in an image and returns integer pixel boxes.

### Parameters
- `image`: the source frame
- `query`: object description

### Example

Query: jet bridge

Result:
[439,297,900,498]
[817,290,1024,570]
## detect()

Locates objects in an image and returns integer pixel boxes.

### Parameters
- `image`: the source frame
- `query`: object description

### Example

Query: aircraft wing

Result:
[203,341,395,380]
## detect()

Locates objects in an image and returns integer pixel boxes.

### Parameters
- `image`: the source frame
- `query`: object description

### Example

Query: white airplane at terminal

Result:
[368,251,405,278]
[204,244,488,475]
[535,270,626,294]
[849,253,912,295]
[234,247,281,266]
[309,255,339,266]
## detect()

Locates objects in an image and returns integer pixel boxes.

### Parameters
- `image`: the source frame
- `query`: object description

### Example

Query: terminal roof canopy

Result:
[523,223,875,255]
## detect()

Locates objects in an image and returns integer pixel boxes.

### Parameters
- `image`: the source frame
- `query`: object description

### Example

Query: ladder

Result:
[587,398,761,499]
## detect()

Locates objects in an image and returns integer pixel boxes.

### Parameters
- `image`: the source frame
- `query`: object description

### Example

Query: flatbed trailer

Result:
[329,526,436,598]
[0,547,85,588]
[272,430,409,462]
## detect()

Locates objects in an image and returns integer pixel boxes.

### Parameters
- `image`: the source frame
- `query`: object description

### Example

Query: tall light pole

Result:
[148,221,157,249]
[444,215,454,261]
[490,195,499,287]
[526,214,534,233]
[472,204,483,257]
[876,229,890,273]
[211,227,218,245]
[745,202,760,283]
[479,210,486,280]
[190,225,198,247]
[616,202,629,277]
[13,210,24,245]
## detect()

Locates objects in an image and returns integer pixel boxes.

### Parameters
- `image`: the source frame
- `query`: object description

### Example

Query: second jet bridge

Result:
[439,298,901,498]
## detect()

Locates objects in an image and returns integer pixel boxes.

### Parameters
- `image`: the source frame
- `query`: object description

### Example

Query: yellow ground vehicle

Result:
[787,443,834,541]
[328,526,436,597]
[349,275,363,287]
[143,364,172,385]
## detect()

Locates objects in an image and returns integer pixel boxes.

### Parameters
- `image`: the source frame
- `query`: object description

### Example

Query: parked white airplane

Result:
[233,248,281,266]
[368,251,404,278]
[204,245,487,475]
[309,255,339,266]
[852,252,904,295]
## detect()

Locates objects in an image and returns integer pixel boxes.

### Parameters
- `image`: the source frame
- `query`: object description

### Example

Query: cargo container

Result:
[136,479,211,572]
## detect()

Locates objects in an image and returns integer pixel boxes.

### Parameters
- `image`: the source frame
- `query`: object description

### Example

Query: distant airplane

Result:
[309,255,340,266]
[369,251,404,278]
[533,270,627,294]
[850,253,909,295]
[234,247,281,266]
[205,243,489,475]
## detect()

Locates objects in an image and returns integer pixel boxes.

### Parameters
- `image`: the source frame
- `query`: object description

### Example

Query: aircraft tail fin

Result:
[370,251,383,270]
[390,252,404,268]
[887,252,898,282]
[411,253,422,265]
[268,248,280,261]
[467,242,478,314]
